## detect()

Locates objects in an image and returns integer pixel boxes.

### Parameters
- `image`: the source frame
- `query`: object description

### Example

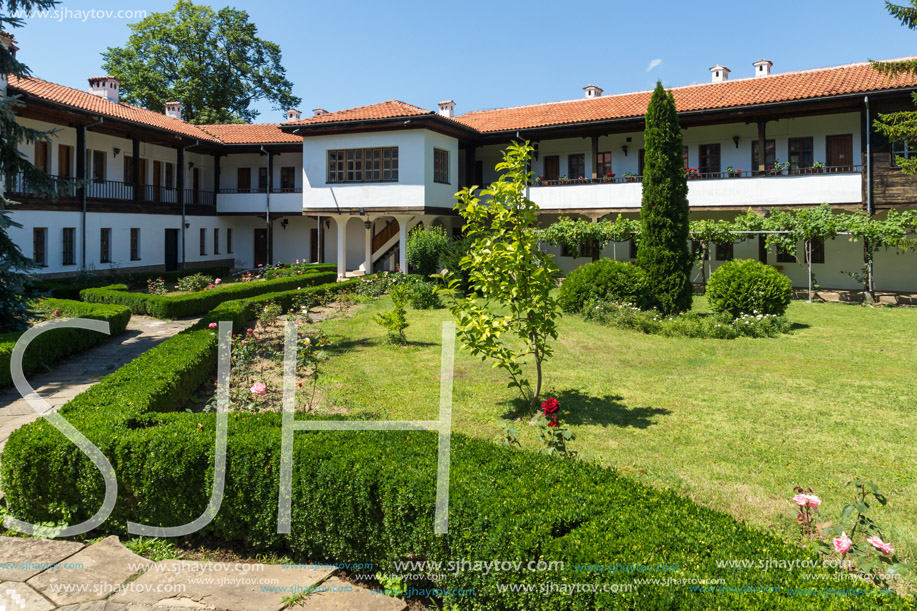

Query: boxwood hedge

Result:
[1,280,909,610]
[33,266,233,300]
[0,299,131,388]
[80,270,338,319]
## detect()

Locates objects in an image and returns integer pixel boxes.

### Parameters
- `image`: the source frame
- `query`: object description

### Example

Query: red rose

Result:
[547,421,558,428]
[541,398,559,414]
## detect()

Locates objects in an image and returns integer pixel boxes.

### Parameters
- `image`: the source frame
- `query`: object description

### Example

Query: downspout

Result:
[179,140,200,271]
[261,145,272,265]
[865,96,875,298]
[80,117,104,271]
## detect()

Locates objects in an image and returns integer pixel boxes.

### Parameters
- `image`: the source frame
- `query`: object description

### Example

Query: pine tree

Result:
[872,1,917,174]
[0,0,63,331]
[637,83,692,315]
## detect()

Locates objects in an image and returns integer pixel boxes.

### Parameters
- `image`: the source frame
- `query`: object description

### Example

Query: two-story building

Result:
[6,41,917,292]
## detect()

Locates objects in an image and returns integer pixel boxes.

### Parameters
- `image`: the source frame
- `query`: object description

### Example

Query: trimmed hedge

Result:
[1,280,909,609]
[33,267,232,301]
[81,271,338,319]
[706,259,794,318]
[0,300,131,388]
[559,259,648,313]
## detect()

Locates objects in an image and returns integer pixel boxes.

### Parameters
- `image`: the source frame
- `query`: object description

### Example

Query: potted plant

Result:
[770,160,789,176]
[726,166,742,178]
[811,161,826,174]
[603,171,616,183]
[558,175,569,184]
[685,167,699,179]
[536,174,547,186]
[624,172,639,183]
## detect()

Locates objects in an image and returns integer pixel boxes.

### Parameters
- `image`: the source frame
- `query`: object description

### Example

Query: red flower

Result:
[547,421,559,428]
[541,397,559,414]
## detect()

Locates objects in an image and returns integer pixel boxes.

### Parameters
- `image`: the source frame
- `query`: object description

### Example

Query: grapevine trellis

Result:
[539,204,917,302]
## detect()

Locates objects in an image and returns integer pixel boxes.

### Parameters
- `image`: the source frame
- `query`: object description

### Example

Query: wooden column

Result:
[757,120,767,176]
[177,146,185,270]
[591,135,599,180]
[131,137,141,201]
[213,154,220,207]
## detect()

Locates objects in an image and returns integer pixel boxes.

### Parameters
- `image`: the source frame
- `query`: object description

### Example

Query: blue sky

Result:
[11,0,917,122]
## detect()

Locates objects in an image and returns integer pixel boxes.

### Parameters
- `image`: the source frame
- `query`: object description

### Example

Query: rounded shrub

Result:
[406,225,450,277]
[706,259,793,317]
[558,259,648,314]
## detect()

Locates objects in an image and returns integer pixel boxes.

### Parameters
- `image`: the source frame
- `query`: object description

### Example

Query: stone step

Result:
[295,576,408,611]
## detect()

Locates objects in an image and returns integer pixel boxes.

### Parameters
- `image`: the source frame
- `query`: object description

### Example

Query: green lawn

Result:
[314,297,917,564]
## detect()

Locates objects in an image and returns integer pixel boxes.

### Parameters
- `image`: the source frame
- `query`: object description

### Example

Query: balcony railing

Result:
[5,173,215,205]
[531,165,863,186]
[218,186,303,194]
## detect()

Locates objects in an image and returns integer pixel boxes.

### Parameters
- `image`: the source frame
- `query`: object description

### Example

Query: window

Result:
[92,150,105,183]
[130,228,141,260]
[788,137,814,171]
[892,140,914,167]
[751,139,776,170]
[568,153,585,179]
[214,228,220,255]
[258,167,268,193]
[165,162,174,189]
[808,237,825,265]
[32,228,47,266]
[682,145,689,170]
[200,228,207,255]
[58,144,73,178]
[100,228,111,263]
[776,244,795,263]
[327,147,398,183]
[62,227,75,266]
[715,242,734,261]
[699,144,721,175]
[34,141,50,173]
[434,148,450,184]
[596,151,612,177]
[280,166,296,191]
[629,239,638,259]
[227,228,233,254]
[237,168,251,192]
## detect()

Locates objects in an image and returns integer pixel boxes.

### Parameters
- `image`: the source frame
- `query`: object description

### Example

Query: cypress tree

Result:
[637,83,693,315]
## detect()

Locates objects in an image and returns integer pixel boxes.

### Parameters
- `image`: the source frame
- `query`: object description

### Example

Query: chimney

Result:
[88,76,120,103]
[583,84,603,99]
[437,100,455,119]
[312,108,329,116]
[0,31,18,58]
[285,108,302,122]
[753,59,773,78]
[709,65,731,83]
[164,101,183,120]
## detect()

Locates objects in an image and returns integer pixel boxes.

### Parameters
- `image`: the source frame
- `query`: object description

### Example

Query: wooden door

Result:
[58,145,72,178]
[193,167,201,203]
[310,228,319,263]
[237,168,251,193]
[164,229,179,271]
[826,134,853,172]
[254,228,268,267]
[153,161,162,202]
[543,155,559,181]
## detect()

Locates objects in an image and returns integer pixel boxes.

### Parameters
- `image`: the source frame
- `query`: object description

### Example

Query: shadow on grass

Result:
[501,389,669,429]
[790,322,811,331]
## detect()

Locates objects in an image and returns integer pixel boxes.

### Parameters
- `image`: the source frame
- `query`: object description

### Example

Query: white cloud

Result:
[647,59,663,72]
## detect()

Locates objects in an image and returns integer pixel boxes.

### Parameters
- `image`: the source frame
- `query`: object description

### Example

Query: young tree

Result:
[637,83,693,314]
[440,142,559,408]
[0,0,66,331]
[872,1,917,174]
[102,0,300,124]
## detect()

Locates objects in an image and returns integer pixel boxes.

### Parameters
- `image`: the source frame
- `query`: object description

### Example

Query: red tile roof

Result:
[455,59,917,133]
[9,75,221,142]
[285,100,434,126]
[196,123,301,144]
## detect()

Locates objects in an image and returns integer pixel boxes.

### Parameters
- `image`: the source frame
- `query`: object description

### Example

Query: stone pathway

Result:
[0,316,199,452]
[0,536,406,610]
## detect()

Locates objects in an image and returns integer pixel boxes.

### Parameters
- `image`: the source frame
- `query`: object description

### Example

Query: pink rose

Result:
[208,322,217,329]
[215,278,222,285]
[53,310,60,316]
[805,495,821,509]
[250,382,267,396]
[792,494,809,507]
[246,328,253,334]
[833,532,852,554]
[866,536,894,555]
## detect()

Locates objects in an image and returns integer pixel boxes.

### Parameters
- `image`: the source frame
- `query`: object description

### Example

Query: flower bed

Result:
[1,281,904,609]
[80,270,338,319]
[0,299,132,387]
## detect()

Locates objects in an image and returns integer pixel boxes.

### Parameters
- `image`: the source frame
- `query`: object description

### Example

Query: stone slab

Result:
[27,536,153,606]
[114,560,335,611]
[0,536,84,581]
[0,580,56,611]
[58,603,196,611]
[298,577,408,611]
